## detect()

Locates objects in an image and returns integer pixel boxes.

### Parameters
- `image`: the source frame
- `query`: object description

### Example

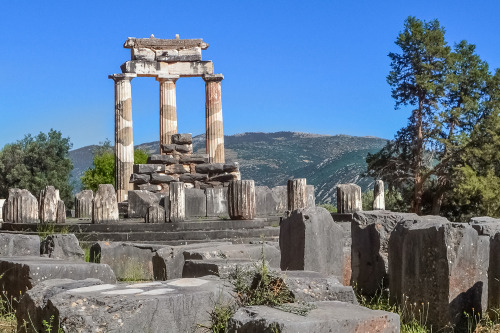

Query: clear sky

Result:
[1,0,499,149]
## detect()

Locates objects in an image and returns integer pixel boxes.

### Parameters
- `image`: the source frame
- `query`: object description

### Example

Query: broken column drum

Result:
[287,178,307,211]
[169,182,185,223]
[228,180,256,220]
[75,190,93,218]
[337,183,362,213]
[110,36,226,201]
[373,180,385,210]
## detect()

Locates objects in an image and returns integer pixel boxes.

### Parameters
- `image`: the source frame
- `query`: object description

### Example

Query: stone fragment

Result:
[39,186,60,223]
[74,190,93,218]
[128,190,160,218]
[0,233,40,256]
[227,301,400,332]
[130,173,151,184]
[40,234,85,261]
[121,59,214,77]
[132,47,155,61]
[195,163,224,174]
[161,144,176,153]
[223,162,239,172]
[144,204,166,223]
[280,207,343,277]
[179,173,209,183]
[185,188,206,218]
[171,133,192,145]
[210,172,238,182]
[137,184,162,192]
[206,187,228,217]
[56,200,66,223]
[133,164,165,174]
[179,154,209,164]
[255,186,280,217]
[3,188,38,223]
[151,173,177,184]
[164,164,190,174]
[228,180,256,220]
[337,183,362,213]
[169,182,185,222]
[183,258,255,278]
[373,180,385,210]
[92,184,119,224]
[287,178,307,211]
[175,144,193,154]
[147,154,178,165]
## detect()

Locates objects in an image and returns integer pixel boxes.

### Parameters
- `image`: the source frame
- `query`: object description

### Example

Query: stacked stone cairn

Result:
[130,133,240,193]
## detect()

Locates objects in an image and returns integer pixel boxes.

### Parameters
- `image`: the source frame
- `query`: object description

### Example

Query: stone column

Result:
[287,178,307,211]
[157,75,180,152]
[228,180,256,220]
[337,183,362,213]
[169,182,185,223]
[75,190,93,218]
[203,74,225,163]
[92,184,119,224]
[109,73,136,203]
[373,180,385,210]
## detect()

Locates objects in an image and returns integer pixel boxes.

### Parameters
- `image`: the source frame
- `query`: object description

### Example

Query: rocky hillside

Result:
[69,132,387,204]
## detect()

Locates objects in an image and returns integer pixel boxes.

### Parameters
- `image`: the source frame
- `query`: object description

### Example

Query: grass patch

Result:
[37,223,69,240]
[317,203,337,213]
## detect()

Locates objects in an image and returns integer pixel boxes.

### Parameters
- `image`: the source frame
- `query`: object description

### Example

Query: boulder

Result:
[0,233,40,256]
[40,234,85,261]
[92,184,119,223]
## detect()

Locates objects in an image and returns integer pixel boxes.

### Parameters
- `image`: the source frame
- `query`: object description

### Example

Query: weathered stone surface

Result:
[183,258,255,278]
[0,199,4,222]
[179,154,209,164]
[352,211,419,295]
[175,143,193,154]
[3,189,39,223]
[223,162,239,172]
[287,178,307,211]
[337,183,362,213]
[179,173,209,183]
[132,47,155,61]
[147,154,178,165]
[388,217,483,329]
[121,59,214,77]
[489,233,500,312]
[171,133,192,145]
[228,180,256,220]
[185,188,207,218]
[39,186,60,223]
[469,216,500,236]
[129,173,151,184]
[165,164,190,174]
[145,204,166,223]
[228,301,400,333]
[210,172,239,182]
[137,184,162,192]
[56,200,66,223]
[169,182,185,222]
[90,242,164,281]
[206,187,228,217]
[161,144,176,153]
[0,257,116,303]
[151,173,177,184]
[306,184,316,208]
[16,276,231,333]
[133,164,165,174]
[124,37,209,50]
[280,207,344,277]
[128,190,160,218]
[255,186,280,217]
[271,185,287,214]
[74,190,93,218]
[92,184,119,224]
[204,74,225,163]
[373,180,385,210]
[40,234,85,261]
[0,233,40,256]
[195,163,224,174]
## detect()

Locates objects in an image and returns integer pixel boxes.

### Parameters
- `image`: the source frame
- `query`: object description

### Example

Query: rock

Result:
[0,233,40,256]
[74,190,93,218]
[373,180,385,210]
[388,217,484,329]
[287,178,307,211]
[147,154,178,164]
[3,188,39,223]
[133,164,165,174]
[56,200,66,223]
[128,190,160,218]
[175,143,193,154]
[39,186,60,223]
[185,188,207,218]
[151,173,177,184]
[280,207,344,277]
[161,143,176,154]
[169,182,185,222]
[129,173,151,184]
[40,234,85,261]
[92,184,119,224]
[90,242,164,281]
[144,204,166,223]
[171,133,193,145]
[223,162,239,172]
[255,186,280,217]
[206,187,228,217]
[489,233,500,312]
[469,217,500,236]
[227,301,400,333]
[337,183,362,213]
[228,180,256,220]
[195,163,224,174]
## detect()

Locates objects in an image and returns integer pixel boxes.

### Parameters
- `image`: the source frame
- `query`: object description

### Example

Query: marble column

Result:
[109,73,136,202]
[373,180,385,210]
[287,178,307,211]
[203,74,225,163]
[157,75,179,153]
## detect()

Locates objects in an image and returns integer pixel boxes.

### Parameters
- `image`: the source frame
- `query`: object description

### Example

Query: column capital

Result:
[156,74,180,83]
[108,73,137,81]
[203,74,224,82]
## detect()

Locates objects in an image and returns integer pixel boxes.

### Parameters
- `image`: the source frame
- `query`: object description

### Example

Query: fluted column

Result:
[109,73,136,202]
[157,75,179,153]
[228,180,256,220]
[287,178,307,211]
[373,180,385,210]
[203,74,225,163]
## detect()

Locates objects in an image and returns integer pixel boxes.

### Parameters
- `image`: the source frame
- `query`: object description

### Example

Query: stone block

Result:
[228,180,256,220]
[132,47,155,61]
[3,188,39,223]
[171,133,192,145]
[92,184,119,223]
[133,164,165,174]
[130,173,150,184]
[195,163,224,174]
[179,154,209,164]
[169,182,185,222]
[388,217,484,329]
[74,190,93,218]
[39,186,60,223]
[147,154,178,165]
[183,258,255,278]
[337,183,362,213]
[185,188,206,218]
[469,216,500,236]
[165,164,190,174]
[0,233,40,256]
[206,187,228,217]
[127,190,159,218]
[121,60,214,77]
[137,184,162,192]
[40,234,85,261]
[179,173,209,183]
[175,144,193,154]
[211,172,239,182]
[255,186,280,217]
[145,204,166,223]
[223,162,239,172]
[271,186,287,214]
[280,207,344,277]
[161,144,176,154]
[151,173,177,184]
[227,301,400,332]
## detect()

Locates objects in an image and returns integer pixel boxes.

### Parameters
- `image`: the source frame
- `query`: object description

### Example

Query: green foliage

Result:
[362,190,374,211]
[317,203,337,213]
[37,223,69,240]
[199,297,236,333]
[0,129,74,208]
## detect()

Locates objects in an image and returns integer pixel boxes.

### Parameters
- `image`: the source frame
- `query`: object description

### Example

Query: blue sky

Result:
[1,0,499,149]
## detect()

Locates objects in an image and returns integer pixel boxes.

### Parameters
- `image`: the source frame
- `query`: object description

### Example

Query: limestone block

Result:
[74,190,93,218]
[131,47,155,61]
[0,233,40,256]
[40,234,85,261]
[137,184,162,192]
[337,183,362,213]
[179,154,209,164]
[161,144,176,153]
[130,173,151,184]
[128,190,160,218]
[158,47,202,62]
[255,186,280,217]
[179,173,209,183]
[210,173,239,183]
[3,188,39,223]
[175,144,193,154]
[171,133,192,145]
[373,180,385,210]
[287,178,307,211]
[388,218,484,329]
[165,164,190,174]
[150,173,177,184]
[133,164,165,174]
[92,184,119,224]
[147,154,178,165]
[120,60,214,77]
[185,189,206,218]
[56,200,66,223]
[145,204,166,223]
[206,187,228,217]
[39,186,60,223]
[183,258,255,278]
[280,207,344,277]
[195,163,224,174]
[271,186,287,214]
[223,162,239,172]
[169,182,185,222]
[228,180,256,220]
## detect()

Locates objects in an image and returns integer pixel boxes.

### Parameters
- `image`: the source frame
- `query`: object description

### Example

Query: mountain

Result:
[69,132,387,204]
